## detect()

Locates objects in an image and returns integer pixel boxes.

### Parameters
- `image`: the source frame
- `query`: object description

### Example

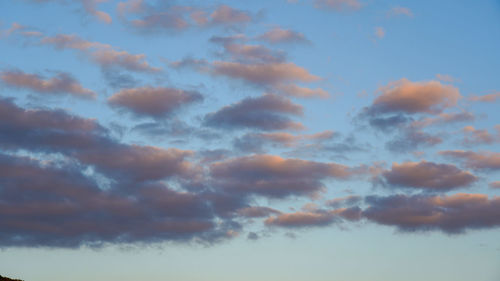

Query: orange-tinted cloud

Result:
[440,150,500,171]
[489,181,500,189]
[108,86,203,118]
[204,94,304,131]
[462,125,500,145]
[468,92,500,103]
[210,154,359,198]
[41,34,160,73]
[364,193,500,233]
[211,61,320,85]
[1,70,96,99]
[382,161,477,190]
[265,207,361,228]
[368,79,461,115]
[257,27,309,44]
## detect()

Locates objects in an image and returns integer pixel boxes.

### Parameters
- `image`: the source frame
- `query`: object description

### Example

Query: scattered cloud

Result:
[204,94,304,131]
[257,27,309,44]
[387,6,413,18]
[374,27,385,39]
[1,70,96,99]
[381,161,477,191]
[314,0,362,11]
[468,92,500,103]
[440,150,500,171]
[366,79,461,115]
[210,154,360,198]
[108,86,203,118]
[363,193,500,234]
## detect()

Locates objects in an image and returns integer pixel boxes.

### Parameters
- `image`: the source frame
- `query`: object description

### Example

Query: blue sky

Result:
[0,1,499,280]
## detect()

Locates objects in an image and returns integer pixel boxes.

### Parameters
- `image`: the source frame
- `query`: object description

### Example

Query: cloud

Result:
[359,79,465,152]
[204,94,304,131]
[385,128,442,152]
[0,97,104,152]
[314,0,362,11]
[233,130,335,152]
[216,42,286,63]
[435,74,459,83]
[410,112,475,128]
[210,154,360,198]
[1,70,96,99]
[326,195,362,208]
[81,0,112,23]
[0,153,229,247]
[366,79,461,115]
[24,0,112,23]
[265,207,361,228]
[387,6,413,18]
[490,181,500,189]
[257,27,309,44]
[75,145,195,182]
[363,193,500,234]
[274,84,329,98]
[209,5,252,25]
[211,61,320,86]
[462,125,500,145]
[118,2,252,33]
[236,206,281,218]
[108,86,203,118]
[172,37,325,99]
[439,150,500,171]
[468,92,500,103]
[0,98,196,183]
[40,34,160,73]
[382,161,477,191]
[374,27,385,39]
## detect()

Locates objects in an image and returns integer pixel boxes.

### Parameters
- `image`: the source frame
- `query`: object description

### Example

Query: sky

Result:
[0,0,499,280]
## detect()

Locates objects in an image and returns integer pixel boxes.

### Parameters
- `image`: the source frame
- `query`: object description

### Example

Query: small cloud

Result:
[374,27,385,39]
[387,6,413,18]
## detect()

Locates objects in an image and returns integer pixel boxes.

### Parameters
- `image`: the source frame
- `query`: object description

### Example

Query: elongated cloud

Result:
[387,6,413,18]
[382,161,477,190]
[257,27,309,44]
[0,98,195,183]
[468,92,500,103]
[265,207,361,228]
[490,181,500,189]
[0,153,225,247]
[41,34,160,73]
[236,206,281,218]
[274,84,329,98]
[81,0,112,23]
[209,5,251,24]
[233,130,335,152]
[108,86,203,118]
[462,125,500,145]
[75,145,194,182]
[363,193,500,234]
[25,0,112,23]
[314,0,362,11]
[368,79,461,115]
[1,70,96,99]
[118,2,252,32]
[204,94,304,131]
[210,154,359,198]
[211,61,320,86]
[440,150,500,171]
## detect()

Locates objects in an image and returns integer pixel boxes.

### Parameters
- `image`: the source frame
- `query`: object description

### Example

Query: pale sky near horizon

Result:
[0,1,499,281]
